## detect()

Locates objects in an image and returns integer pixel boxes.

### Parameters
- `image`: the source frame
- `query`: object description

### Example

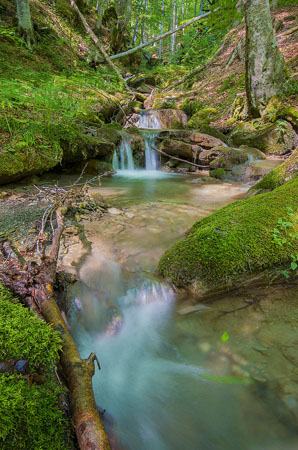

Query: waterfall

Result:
[112,133,135,172]
[139,111,162,171]
[139,110,163,130]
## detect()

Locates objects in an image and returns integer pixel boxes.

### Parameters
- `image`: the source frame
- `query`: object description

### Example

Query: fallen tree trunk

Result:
[69,0,131,92]
[110,9,218,61]
[0,205,111,450]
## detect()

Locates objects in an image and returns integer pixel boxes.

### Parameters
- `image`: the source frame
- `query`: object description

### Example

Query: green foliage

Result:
[272,207,298,279]
[221,331,230,343]
[0,26,25,46]
[180,100,204,116]
[219,74,235,93]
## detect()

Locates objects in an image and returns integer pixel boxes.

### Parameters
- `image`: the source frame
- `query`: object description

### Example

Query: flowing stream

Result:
[68,144,298,450]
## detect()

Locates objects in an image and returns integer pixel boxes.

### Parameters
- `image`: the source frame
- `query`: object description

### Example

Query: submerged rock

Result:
[159,177,298,296]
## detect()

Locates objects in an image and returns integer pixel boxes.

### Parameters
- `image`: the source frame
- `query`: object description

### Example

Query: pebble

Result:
[125,212,135,219]
[108,208,122,215]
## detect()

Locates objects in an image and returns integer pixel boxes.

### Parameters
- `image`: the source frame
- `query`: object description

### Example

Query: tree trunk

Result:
[16,0,35,48]
[159,0,165,58]
[244,0,286,117]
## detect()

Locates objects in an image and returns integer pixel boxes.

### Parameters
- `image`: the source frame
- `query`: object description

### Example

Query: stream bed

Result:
[67,172,298,450]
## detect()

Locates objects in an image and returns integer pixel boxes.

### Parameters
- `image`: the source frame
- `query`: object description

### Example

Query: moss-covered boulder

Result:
[250,147,298,192]
[74,160,115,175]
[208,145,266,169]
[158,139,193,159]
[127,128,146,167]
[187,108,218,128]
[156,109,188,129]
[159,177,298,296]
[61,124,121,164]
[228,121,296,155]
[0,139,62,185]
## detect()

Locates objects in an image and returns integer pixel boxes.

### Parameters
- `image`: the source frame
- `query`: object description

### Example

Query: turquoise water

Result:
[69,174,298,450]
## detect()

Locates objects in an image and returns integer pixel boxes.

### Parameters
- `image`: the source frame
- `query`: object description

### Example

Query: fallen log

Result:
[0,202,111,449]
[110,9,218,61]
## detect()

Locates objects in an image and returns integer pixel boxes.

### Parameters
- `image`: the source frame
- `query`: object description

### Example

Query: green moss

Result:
[219,74,235,93]
[159,177,298,291]
[180,100,204,116]
[187,108,218,128]
[0,285,72,449]
[210,168,226,180]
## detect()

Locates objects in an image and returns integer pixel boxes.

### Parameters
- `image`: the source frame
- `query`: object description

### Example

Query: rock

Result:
[187,108,218,128]
[250,146,298,192]
[176,162,196,173]
[62,124,121,165]
[228,121,296,155]
[157,109,188,129]
[127,73,161,88]
[74,160,115,176]
[158,176,298,297]
[125,212,135,219]
[0,139,62,185]
[209,145,266,169]
[158,139,193,159]
[158,130,224,149]
[127,128,146,167]
[108,208,122,215]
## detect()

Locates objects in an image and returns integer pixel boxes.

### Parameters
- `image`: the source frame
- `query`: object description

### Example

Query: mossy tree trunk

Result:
[244,0,286,117]
[16,0,35,49]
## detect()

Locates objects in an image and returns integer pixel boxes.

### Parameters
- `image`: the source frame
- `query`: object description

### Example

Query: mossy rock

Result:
[250,147,298,192]
[74,159,115,175]
[0,140,62,185]
[61,124,121,164]
[187,108,218,128]
[209,145,265,170]
[195,124,227,142]
[158,139,193,159]
[210,168,226,180]
[228,121,296,155]
[159,177,298,295]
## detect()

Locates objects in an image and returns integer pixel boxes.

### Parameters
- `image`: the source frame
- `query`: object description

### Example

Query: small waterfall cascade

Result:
[138,110,163,130]
[112,133,135,171]
[139,110,163,171]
